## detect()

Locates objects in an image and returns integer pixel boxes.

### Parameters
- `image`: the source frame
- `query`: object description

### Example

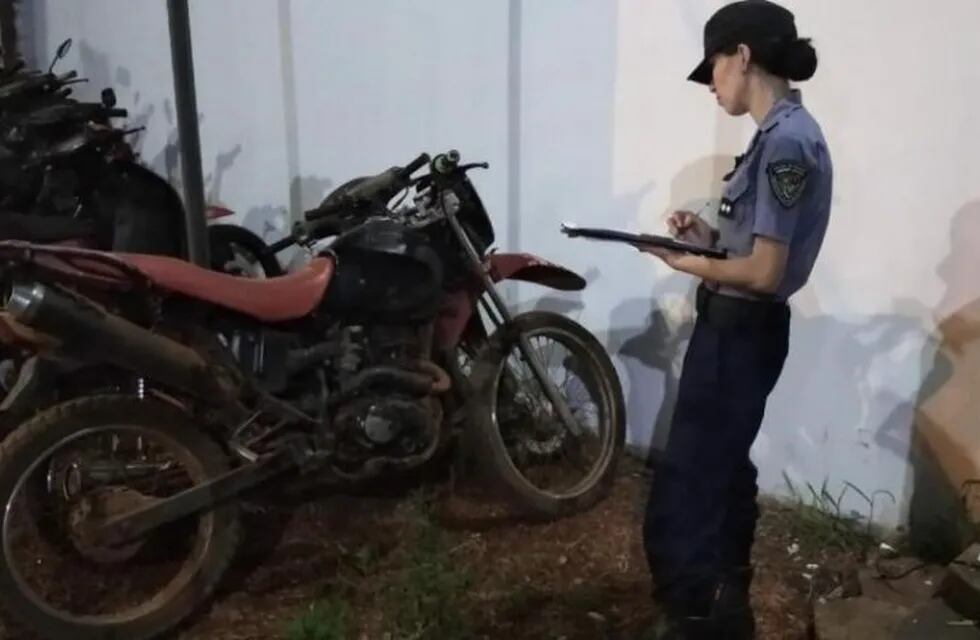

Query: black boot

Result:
[643,583,725,640]
[641,613,716,640]
[708,566,756,639]
[645,569,756,640]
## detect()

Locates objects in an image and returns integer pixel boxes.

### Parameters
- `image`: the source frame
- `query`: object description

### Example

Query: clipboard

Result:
[560,222,726,259]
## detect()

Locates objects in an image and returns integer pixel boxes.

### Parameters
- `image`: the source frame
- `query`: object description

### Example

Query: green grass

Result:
[384,489,475,639]
[780,472,895,554]
[285,596,352,640]
[284,488,476,639]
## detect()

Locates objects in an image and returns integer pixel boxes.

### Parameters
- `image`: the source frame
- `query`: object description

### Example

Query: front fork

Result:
[445,212,583,439]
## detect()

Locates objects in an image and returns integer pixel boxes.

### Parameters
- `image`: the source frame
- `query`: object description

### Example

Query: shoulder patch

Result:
[767,161,809,208]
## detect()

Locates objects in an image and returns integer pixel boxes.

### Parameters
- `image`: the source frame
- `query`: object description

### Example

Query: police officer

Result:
[638,1,832,638]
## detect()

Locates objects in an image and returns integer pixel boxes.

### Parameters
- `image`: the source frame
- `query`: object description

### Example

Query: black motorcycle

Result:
[0,38,279,268]
[0,39,282,429]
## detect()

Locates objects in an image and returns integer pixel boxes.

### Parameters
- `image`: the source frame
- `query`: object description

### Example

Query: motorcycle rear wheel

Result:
[469,311,626,519]
[0,395,240,640]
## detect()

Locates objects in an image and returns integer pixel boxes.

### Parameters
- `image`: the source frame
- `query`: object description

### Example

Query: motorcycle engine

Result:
[333,394,432,457]
[330,324,438,464]
[220,318,441,469]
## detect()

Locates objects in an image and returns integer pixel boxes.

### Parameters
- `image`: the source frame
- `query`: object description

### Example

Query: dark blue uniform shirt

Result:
[715,90,833,300]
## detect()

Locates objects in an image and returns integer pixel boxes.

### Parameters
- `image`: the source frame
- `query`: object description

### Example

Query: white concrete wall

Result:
[27,0,980,527]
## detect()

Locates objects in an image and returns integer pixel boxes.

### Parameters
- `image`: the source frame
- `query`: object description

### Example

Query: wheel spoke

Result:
[491,326,612,498]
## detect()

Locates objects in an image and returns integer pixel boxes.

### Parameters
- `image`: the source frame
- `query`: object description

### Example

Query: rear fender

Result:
[206,205,235,221]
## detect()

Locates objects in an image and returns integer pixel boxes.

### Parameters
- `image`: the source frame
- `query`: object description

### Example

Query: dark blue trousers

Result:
[643,288,790,616]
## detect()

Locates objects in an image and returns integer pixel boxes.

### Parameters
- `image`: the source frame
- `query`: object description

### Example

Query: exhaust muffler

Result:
[6,282,236,400]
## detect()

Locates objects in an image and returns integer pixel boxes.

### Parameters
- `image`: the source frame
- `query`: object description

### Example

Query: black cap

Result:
[688,0,797,85]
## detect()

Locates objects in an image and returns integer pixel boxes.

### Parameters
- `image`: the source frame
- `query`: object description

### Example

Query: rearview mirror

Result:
[56,38,72,60]
[48,38,72,73]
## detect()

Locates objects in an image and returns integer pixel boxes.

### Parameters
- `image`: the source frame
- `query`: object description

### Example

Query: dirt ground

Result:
[180,458,861,640]
[0,457,864,639]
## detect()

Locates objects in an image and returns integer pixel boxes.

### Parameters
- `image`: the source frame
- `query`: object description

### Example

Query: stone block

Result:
[813,597,910,640]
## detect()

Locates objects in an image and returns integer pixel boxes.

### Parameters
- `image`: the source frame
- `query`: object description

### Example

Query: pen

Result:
[674,201,711,235]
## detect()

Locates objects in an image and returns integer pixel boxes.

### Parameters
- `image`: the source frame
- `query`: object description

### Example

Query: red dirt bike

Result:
[0,203,280,432]
[0,150,624,640]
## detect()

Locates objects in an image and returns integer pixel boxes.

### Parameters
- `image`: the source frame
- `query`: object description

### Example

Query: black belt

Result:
[696,284,789,329]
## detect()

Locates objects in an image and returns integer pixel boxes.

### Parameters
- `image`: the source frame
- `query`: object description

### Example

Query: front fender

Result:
[488,253,585,291]
[436,253,585,350]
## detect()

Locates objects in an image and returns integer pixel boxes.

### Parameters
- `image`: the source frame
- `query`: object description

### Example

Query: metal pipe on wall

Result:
[166,0,209,267]
[0,0,19,69]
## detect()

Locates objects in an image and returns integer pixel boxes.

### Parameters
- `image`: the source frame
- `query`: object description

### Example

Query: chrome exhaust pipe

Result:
[6,282,236,400]
[5,282,45,323]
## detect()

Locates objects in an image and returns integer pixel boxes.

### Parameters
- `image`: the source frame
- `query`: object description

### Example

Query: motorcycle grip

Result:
[398,152,431,180]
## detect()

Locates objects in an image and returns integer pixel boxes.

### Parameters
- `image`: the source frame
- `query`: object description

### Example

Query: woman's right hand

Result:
[667,210,716,247]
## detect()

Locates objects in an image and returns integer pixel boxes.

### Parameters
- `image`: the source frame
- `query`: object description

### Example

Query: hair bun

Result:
[780,38,818,82]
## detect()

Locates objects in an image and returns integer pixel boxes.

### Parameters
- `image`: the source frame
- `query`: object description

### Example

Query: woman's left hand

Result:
[637,245,705,273]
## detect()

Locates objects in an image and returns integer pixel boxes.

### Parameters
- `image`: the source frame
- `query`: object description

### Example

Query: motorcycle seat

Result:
[119,253,334,323]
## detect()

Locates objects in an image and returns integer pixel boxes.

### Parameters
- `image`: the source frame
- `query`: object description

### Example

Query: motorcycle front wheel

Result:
[469,311,626,519]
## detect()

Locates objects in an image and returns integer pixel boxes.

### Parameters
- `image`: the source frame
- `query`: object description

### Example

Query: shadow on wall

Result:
[607,273,698,461]
[517,170,658,316]
[760,201,980,535]
[907,200,980,560]
[69,11,312,248]
[530,267,600,319]
[756,291,931,520]
[206,144,243,205]
[76,39,176,181]
[596,155,734,461]
[241,175,334,271]
[78,40,129,96]
[517,142,737,460]
[76,40,266,226]
[666,154,737,218]
[290,176,334,215]
[586,151,938,530]
[76,40,166,163]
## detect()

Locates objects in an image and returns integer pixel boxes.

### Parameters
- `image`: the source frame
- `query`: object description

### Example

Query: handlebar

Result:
[272,151,431,251]
[18,102,127,127]
[265,233,302,255]
[19,119,134,167]
[1,61,25,77]
[399,152,430,180]
[274,150,483,255]
[0,69,78,102]
[342,152,432,202]
[304,152,431,221]
[429,149,488,177]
